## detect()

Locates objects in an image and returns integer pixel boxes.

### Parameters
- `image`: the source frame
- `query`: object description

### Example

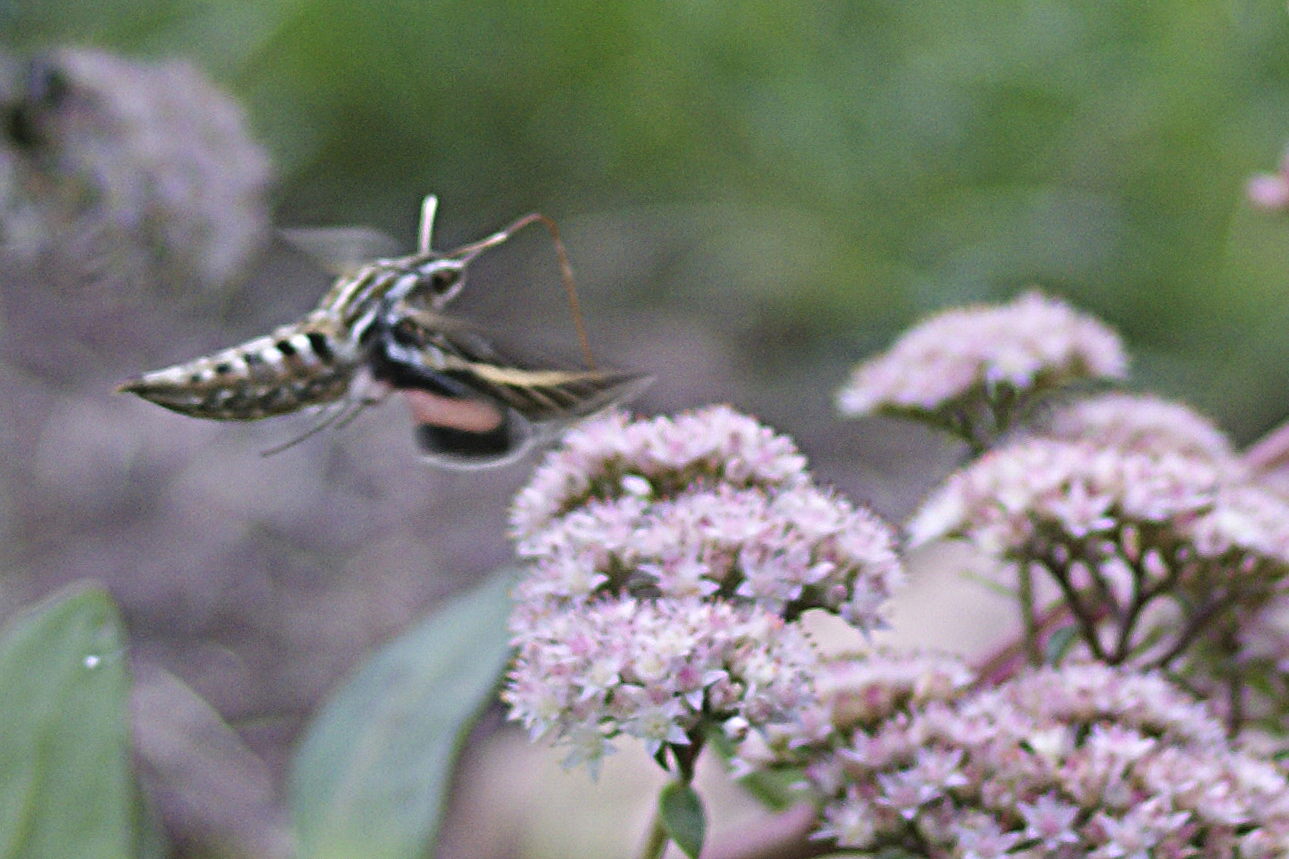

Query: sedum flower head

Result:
[909,437,1289,578]
[509,406,904,630]
[503,596,819,777]
[836,290,1127,420]
[511,405,810,535]
[2,48,271,294]
[809,647,976,731]
[733,648,976,777]
[504,407,907,776]
[749,657,1289,857]
[908,437,1289,663]
[1039,392,1239,465]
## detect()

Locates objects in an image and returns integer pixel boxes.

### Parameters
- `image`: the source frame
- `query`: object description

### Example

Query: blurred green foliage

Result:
[7,0,1289,436]
[0,584,157,859]
[291,573,514,859]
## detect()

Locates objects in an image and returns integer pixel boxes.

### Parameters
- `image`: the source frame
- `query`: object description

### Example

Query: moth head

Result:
[397,256,468,308]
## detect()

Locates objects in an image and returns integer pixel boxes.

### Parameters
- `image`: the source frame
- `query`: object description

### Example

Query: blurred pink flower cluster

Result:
[503,406,904,775]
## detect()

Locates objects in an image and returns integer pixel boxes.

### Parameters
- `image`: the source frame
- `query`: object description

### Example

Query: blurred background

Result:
[3,0,1289,856]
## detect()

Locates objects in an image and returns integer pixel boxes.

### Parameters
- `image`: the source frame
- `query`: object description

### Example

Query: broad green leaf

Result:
[131,665,282,858]
[0,584,138,859]
[659,782,706,859]
[291,571,516,859]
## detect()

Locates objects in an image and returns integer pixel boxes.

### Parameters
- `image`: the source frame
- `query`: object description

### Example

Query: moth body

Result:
[116,196,650,465]
[116,314,360,420]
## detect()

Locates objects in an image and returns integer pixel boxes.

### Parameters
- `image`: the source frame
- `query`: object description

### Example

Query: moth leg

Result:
[258,375,387,456]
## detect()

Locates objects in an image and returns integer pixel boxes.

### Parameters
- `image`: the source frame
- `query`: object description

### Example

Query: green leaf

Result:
[658,782,706,859]
[737,766,807,811]
[705,724,803,811]
[290,571,516,859]
[131,665,282,858]
[1043,624,1081,665]
[0,583,139,859]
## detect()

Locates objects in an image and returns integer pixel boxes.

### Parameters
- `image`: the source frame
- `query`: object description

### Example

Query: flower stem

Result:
[1017,561,1043,665]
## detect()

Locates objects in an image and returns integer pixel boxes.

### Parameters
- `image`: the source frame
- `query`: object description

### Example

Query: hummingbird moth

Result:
[117,196,649,466]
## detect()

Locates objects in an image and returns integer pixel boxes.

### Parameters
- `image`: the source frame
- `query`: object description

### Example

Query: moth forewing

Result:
[277,226,403,278]
[372,304,649,417]
[368,305,651,467]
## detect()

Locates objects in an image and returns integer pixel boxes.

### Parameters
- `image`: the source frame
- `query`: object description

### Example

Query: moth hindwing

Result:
[117,195,650,465]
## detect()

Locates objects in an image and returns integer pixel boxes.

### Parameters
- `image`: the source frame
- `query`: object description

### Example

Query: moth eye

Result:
[392,318,420,344]
[428,267,460,296]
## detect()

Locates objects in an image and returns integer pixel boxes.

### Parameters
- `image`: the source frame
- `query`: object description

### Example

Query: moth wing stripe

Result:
[461,363,609,388]
[449,360,640,418]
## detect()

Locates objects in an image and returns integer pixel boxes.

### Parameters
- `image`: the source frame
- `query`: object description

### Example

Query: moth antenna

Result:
[452,211,596,371]
[538,214,596,372]
[418,195,439,254]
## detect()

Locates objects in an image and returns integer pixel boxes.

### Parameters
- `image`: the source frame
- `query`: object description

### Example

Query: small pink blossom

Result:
[1018,793,1082,847]
[836,290,1127,419]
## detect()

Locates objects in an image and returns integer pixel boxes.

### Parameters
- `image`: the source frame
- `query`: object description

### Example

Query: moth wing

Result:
[370,309,651,468]
[278,226,403,277]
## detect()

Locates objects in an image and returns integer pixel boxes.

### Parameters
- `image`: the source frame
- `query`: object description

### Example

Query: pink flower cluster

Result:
[1039,392,1238,465]
[749,655,1289,858]
[909,437,1289,575]
[835,290,1128,419]
[6,48,271,293]
[510,406,904,628]
[504,596,818,776]
[511,405,811,533]
[503,406,905,773]
[908,437,1289,664]
[733,648,976,774]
